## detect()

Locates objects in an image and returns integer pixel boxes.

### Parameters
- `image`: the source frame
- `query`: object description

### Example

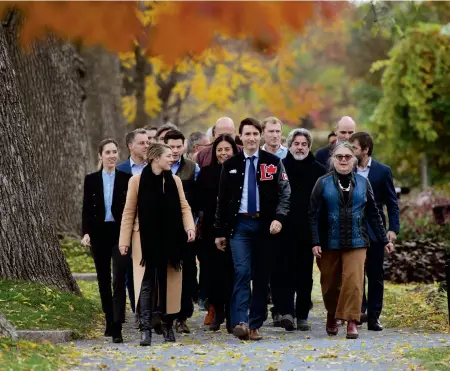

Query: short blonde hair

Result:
[147,143,171,163]
[262,116,283,131]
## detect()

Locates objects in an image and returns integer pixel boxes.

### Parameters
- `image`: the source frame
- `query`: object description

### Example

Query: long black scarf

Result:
[137,167,186,271]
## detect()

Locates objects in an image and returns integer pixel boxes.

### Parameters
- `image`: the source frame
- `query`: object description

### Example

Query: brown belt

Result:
[240,212,260,218]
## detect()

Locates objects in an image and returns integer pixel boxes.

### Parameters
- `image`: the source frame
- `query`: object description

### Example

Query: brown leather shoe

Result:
[232,323,249,339]
[326,315,338,336]
[249,328,263,341]
[204,305,215,326]
[346,320,359,339]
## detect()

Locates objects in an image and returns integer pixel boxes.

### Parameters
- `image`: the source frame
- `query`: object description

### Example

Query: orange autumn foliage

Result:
[0,1,341,62]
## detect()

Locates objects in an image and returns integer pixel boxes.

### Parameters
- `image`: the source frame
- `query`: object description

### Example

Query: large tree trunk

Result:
[81,46,129,169]
[0,313,17,340]
[133,45,151,129]
[3,15,88,236]
[0,19,80,294]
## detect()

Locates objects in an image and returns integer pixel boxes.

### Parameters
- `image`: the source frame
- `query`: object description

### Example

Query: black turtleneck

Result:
[337,172,352,203]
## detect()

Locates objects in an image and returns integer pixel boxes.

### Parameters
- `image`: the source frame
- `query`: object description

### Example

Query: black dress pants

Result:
[91,222,127,327]
[277,238,314,320]
[177,253,196,321]
[361,240,385,319]
[207,240,234,321]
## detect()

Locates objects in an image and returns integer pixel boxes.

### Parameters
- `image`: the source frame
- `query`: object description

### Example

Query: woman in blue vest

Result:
[309,142,393,339]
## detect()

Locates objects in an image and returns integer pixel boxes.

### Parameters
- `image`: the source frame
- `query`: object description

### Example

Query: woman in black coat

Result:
[196,135,238,332]
[81,138,131,343]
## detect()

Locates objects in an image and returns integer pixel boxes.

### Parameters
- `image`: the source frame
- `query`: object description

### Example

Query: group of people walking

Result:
[81,115,399,346]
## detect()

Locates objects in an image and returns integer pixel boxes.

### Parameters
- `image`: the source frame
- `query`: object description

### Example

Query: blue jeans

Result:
[230,215,270,329]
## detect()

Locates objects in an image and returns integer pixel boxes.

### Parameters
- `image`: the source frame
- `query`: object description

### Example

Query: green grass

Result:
[407,347,450,371]
[0,280,102,339]
[382,282,449,333]
[0,339,79,371]
[60,236,96,273]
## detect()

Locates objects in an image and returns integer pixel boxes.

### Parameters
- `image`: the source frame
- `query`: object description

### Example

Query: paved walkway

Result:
[71,301,450,370]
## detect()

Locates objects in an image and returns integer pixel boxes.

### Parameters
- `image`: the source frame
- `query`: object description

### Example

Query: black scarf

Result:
[137,167,186,271]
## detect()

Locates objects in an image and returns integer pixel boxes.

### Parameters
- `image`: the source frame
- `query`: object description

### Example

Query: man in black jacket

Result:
[215,118,290,341]
[275,129,326,332]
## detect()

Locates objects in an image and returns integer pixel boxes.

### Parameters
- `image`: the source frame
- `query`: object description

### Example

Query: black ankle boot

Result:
[209,307,225,332]
[140,330,152,346]
[111,323,123,343]
[163,323,176,342]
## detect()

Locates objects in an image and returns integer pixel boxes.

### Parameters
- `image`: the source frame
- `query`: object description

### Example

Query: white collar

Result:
[262,144,286,153]
[243,150,259,159]
[102,168,115,176]
[130,157,146,167]
[359,157,372,170]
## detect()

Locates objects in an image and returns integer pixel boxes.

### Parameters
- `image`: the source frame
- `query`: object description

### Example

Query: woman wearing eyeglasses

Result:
[309,142,393,339]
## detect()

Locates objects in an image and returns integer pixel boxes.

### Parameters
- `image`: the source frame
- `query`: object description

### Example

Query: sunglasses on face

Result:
[334,154,353,162]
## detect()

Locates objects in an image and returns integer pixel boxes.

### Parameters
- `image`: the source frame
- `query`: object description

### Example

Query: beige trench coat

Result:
[119,174,195,314]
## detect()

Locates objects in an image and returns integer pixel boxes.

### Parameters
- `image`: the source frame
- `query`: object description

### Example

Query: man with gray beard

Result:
[276,129,326,331]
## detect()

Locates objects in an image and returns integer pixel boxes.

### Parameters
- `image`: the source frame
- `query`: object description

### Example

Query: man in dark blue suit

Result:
[350,132,400,331]
[315,116,356,169]
[116,128,150,322]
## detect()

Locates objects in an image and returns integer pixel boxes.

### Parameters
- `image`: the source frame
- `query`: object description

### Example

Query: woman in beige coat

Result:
[119,143,195,346]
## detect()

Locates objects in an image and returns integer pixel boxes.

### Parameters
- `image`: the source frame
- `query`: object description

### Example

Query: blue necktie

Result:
[247,156,257,215]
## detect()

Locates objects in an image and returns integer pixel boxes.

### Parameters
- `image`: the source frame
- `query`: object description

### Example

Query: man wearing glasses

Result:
[315,116,356,169]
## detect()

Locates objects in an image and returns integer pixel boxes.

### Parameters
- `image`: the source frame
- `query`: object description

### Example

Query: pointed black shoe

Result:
[163,325,176,342]
[112,334,123,343]
[140,330,152,346]
[368,318,383,331]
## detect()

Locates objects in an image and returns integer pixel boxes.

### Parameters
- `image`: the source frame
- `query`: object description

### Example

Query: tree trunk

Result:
[3,15,88,236]
[0,19,80,294]
[133,45,151,129]
[0,313,17,340]
[81,46,129,170]
[421,153,429,190]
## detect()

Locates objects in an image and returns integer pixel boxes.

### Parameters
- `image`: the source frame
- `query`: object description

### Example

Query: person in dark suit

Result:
[195,135,238,333]
[276,129,326,332]
[349,132,400,331]
[81,139,132,343]
[116,128,150,319]
[215,118,290,341]
[315,116,356,168]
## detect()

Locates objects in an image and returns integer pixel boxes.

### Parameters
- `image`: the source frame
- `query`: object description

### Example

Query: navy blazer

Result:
[116,158,132,175]
[361,159,400,241]
[81,169,131,236]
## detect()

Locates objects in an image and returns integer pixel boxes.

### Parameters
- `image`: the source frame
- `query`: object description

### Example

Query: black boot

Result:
[112,323,123,343]
[139,279,153,346]
[140,330,152,346]
[209,306,225,332]
[163,322,176,342]
[104,320,113,337]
